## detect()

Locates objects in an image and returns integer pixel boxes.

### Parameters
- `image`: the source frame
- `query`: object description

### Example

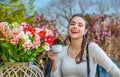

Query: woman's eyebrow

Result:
[71,21,84,25]
[79,22,83,24]
[79,22,84,25]
[70,21,75,23]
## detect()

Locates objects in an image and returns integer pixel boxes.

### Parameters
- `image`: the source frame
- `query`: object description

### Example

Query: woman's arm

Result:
[51,55,62,77]
[89,42,120,77]
[48,51,62,77]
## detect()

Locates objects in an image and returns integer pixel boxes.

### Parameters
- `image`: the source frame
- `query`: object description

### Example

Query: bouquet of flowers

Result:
[0,22,54,63]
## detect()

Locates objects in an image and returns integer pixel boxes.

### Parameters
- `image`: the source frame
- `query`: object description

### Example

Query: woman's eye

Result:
[79,24,83,27]
[70,23,75,25]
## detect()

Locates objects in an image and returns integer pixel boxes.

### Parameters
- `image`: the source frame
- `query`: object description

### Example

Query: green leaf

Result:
[1,43,11,48]
[2,54,8,61]
[9,58,16,63]
[8,49,13,57]
[33,53,38,58]
[0,38,4,41]
[36,48,44,53]
[18,46,23,51]
[26,51,32,55]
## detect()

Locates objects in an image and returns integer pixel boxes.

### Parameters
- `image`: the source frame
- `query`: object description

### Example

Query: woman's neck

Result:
[70,38,83,51]
[67,38,83,59]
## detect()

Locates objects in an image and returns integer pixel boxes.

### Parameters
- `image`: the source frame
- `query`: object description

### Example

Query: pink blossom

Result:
[2,34,6,39]
[34,35,40,40]
[47,30,54,36]
[0,22,6,29]
[22,43,31,51]
[13,27,21,35]
[6,28,14,38]
[32,39,41,48]
[10,38,18,44]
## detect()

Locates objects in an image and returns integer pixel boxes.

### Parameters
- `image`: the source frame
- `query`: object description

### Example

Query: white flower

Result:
[19,26,24,31]
[42,43,50,51]
[26,31,32,37]
[18,31,25,39]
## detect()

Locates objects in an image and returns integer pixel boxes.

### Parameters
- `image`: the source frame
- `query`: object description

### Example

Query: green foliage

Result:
[0,0,35,23]
[24,16,35,23]
[0,41,44,63]
[9,0,18,2]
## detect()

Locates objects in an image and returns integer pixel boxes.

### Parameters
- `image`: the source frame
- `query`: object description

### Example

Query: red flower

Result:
[23,24,35,34]
[29,28,35,35]
[39,31,46,39]
[45,36,54,45]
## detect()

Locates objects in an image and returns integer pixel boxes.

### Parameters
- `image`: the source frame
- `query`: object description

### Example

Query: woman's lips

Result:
[71,29,79,33]
[71,30,79,34]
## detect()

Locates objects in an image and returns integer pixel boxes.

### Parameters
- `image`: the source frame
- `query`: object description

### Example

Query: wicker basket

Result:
[0,62,44,77]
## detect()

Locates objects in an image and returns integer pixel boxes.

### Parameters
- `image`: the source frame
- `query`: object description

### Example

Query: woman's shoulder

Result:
[88,42,99,48]
[87,42,102,54]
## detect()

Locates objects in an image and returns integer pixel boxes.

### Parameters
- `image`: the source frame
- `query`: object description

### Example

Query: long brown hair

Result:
[68,14,88,64]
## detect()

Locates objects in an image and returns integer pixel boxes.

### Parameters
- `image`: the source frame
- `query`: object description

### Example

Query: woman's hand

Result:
[47,50,57,61]
[47,50,57,72]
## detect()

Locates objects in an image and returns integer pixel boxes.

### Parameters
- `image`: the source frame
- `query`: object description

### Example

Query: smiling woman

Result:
[47,14,120,77]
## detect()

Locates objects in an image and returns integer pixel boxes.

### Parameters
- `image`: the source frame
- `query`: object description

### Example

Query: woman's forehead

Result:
[70,16,86,24]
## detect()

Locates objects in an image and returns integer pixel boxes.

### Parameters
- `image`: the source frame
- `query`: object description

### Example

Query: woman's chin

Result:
[71,36,80,39]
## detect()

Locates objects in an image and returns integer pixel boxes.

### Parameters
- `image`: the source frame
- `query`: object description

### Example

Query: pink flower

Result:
[10,38,18,44]
[47,30,54,37]
[12,27,21,35]
[22,42,31,51]
[32,39,41,48]
[2,34,6,39]
[0,22,6,29]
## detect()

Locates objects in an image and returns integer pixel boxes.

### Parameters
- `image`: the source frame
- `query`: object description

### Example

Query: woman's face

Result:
[68,16,87,39]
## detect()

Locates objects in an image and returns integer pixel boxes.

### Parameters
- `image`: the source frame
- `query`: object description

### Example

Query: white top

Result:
[51,42,120,77]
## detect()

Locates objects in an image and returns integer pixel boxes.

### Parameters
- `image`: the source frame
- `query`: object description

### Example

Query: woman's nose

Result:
[74,24,78,28]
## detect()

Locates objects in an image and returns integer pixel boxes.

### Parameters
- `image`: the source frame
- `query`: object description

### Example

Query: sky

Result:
[34,0,50,10]
[34,0,117,15]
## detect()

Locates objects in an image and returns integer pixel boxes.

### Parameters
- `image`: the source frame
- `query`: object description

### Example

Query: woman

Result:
[48,14,120,77]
